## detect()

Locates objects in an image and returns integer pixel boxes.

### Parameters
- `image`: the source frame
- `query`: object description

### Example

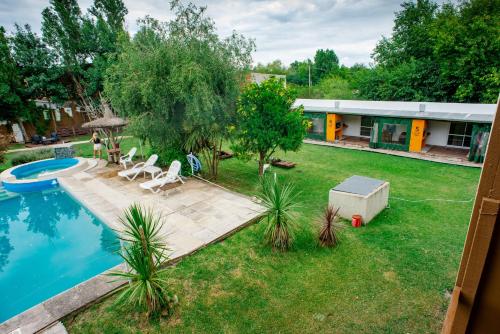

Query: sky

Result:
[0,0,413,67]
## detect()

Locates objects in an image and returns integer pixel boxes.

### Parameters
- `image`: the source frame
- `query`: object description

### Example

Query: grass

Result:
[9,142,480,332]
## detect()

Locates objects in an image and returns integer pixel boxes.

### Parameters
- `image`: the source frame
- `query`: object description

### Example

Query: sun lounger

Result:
[118,154,158,181]
[119,147,137,169]
[139,160,184,193]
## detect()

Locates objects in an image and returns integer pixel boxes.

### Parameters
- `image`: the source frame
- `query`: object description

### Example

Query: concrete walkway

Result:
[1,161,263,334]
[304,139,482,168]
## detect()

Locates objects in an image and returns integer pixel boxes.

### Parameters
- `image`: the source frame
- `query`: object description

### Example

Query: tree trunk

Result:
[51,110,57,133]
[17,120,29,143]
[258,151,265,176]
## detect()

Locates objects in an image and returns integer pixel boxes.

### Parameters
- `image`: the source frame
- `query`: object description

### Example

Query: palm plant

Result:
[258,175,299,251]
[108,204,177,318]
[318,205,341,247]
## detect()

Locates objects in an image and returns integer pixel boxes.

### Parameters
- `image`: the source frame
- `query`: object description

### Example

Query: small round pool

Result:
[11,158,79,179]
[0,158,88,193]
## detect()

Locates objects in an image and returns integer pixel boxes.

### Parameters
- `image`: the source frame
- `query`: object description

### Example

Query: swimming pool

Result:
[0,158,87,193]
[11,158,79,179]
[0,186,121,323]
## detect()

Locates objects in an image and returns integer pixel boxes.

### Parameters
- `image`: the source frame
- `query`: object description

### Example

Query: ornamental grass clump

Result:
[318,205,341,247]
[258,175,299,251]
[109,204,177,318]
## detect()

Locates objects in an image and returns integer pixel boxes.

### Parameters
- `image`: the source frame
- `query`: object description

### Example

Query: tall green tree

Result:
[232,78,307,176]
[313,49,339,81]
[362,0,499,103]
[41,0,127,103]
[0,26,25,126]
[287,59,311,86]
[432,0,500,102]
[105,2,254,178]
[10,24,67,104]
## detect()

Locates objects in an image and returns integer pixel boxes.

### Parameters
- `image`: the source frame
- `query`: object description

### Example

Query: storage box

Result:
[329,175,389,224]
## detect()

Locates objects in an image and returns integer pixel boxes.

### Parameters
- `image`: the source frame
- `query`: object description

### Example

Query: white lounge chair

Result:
[118,154,158,181]
[139,160,184,193]
[119,147,137,169]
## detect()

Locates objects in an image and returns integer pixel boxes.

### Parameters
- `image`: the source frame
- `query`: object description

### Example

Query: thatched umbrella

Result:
[82,106,128,162]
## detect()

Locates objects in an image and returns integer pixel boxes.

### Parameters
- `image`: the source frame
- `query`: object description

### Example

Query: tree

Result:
[0,26,25,131]
[365,0,500,103]
[253,59,287,75]
[313,49,339,81]
[41,0,127,109]
[105,2,254,178]
[10,24,68,104]
[232,78,307,176]
[287,59,311,86]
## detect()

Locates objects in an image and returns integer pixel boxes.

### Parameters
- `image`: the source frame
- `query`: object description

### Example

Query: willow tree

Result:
[105,1,254,178]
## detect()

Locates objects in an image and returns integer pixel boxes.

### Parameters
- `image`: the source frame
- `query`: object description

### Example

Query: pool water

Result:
[0,187,121,322]
[12,158,78,180]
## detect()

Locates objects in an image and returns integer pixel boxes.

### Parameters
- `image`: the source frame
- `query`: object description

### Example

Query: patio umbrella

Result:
[82,106,128,162]
[82,107,127,148]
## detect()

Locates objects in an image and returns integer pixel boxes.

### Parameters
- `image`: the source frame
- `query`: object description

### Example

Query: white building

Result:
[295,99,496,162]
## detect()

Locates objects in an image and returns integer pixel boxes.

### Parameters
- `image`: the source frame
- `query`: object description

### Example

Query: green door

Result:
[304,113,326,141]
[370,117,412,151]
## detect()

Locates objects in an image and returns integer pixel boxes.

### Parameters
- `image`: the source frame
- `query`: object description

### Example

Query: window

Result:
[308,117,325,135]
[381,123,407,145]
[447,122,472,147]
[360,116,374,137]
[55,110,61,122]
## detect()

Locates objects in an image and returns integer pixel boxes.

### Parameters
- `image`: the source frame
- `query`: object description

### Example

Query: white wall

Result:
[426,120,450,146]
[343,115,362,137]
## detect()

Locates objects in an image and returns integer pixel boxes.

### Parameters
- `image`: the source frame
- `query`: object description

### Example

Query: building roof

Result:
[294,99,497,123]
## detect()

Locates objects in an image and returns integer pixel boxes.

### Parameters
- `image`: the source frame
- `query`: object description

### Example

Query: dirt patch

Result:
[231,267,243,278]
[98,170,119,178]
[383,271,398,282]
[208,283,234,303]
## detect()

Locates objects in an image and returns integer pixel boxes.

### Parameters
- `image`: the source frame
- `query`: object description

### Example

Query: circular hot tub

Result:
[0,158,88,192]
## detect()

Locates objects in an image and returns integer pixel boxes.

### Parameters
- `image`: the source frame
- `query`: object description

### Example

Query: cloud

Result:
[0,0,426,67]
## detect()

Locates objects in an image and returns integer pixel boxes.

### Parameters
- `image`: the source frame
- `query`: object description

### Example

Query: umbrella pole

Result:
[139,140,144,160]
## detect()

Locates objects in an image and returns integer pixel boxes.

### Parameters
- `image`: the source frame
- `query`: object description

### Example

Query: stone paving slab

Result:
[0,166,264,334]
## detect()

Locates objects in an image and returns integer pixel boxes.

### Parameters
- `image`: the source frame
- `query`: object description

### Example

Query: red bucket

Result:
[352,215,362,228]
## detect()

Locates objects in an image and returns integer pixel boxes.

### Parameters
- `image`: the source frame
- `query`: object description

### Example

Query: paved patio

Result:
[1,161,264,334]
[63,163,264,259]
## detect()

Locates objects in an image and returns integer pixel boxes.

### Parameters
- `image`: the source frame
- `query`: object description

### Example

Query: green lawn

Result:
[13,142,480,333]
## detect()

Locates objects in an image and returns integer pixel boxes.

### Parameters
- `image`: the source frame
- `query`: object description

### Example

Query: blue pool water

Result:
[0,187,121,323]
[11,158,78,180]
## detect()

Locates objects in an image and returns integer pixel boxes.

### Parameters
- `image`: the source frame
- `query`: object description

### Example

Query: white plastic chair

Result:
[139,160,184,193]
[119,147,137,169]
[118,154,158,181]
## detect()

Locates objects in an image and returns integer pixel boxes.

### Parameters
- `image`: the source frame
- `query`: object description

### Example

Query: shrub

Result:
[318,205,341,247]
[258,175,299,251]
[152,144,190,176]
[108,204,177,318]
[11,149,55,166]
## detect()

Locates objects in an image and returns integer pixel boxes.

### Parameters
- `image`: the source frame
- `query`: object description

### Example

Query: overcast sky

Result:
[0,0,419,66]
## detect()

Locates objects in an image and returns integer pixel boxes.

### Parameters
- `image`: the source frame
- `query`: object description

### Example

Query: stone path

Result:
[304,139,481,168]
[1,162,264,334]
